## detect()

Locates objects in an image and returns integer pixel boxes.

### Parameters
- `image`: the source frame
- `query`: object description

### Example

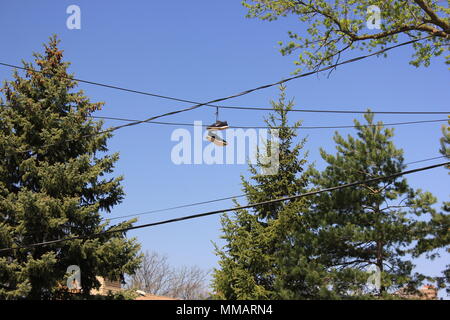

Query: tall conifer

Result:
[0,36,141,299]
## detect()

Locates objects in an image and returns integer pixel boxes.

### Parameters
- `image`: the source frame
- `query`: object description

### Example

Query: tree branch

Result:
[412,0,450,33]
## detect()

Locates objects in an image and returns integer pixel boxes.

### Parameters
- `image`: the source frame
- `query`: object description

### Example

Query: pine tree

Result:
[0,36,141,299]
[212,85,312,299]
[414,116,450,295]
[308,112,437,297]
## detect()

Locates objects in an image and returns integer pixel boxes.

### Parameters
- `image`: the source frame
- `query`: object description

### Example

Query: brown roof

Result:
[394,285,438,300]
[135,294,179,300]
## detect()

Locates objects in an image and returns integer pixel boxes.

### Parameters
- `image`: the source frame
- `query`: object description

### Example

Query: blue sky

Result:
[1,1,449,297]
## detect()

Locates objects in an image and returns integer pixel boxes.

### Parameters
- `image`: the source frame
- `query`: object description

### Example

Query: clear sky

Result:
[0,0,449,297]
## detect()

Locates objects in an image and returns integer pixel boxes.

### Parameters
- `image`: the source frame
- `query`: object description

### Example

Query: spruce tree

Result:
[308,112,437,297]
[212,86,312,299]
[0,36,141,299]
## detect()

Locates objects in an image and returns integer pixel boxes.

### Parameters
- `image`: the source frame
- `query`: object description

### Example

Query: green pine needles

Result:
[213,87,444,299]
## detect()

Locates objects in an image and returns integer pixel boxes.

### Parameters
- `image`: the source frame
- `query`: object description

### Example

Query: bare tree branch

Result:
[127,251,209,299]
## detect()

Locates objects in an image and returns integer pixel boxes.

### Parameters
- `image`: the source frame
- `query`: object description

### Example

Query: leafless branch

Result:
[127,251,209,299]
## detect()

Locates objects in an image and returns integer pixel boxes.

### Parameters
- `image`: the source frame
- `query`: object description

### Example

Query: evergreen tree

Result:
[0,36,141,299]
[212,86,312,299]
[414,116,450,295]
[308,112,437,297]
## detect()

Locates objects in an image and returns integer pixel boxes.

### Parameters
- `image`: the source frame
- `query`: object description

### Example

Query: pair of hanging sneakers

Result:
[206,120,229,147]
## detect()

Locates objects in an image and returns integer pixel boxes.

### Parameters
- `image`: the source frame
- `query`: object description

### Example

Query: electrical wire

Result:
[106,194,246,222]
[1,36,443,117]
[0,62,220,107]
[104,155,448,222]
[91,116,448,130]
[405,155,448,165]
[0,161,447,252]
[205,105,450,115]
[3,36,434,155]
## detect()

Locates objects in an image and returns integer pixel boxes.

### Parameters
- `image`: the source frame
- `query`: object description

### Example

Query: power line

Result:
[0,36,441,118]
[3,36,433,155]
[0,62,219,107]
[104,155,448,223]
[55,37,436,136]
[1,161,447,252]
[106,194,246,222]
[206,105,450,115]
[405,155,448,165]
[91,116,448,130]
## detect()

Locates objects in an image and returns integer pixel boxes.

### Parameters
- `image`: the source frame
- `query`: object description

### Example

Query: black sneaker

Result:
[206,131,228,146]
[207,120,229,131]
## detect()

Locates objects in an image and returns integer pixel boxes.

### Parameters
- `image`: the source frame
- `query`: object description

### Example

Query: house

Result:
[90,277,122,295]
[91,277,178,300]
[134,291,179,300]
[394,285,438,300]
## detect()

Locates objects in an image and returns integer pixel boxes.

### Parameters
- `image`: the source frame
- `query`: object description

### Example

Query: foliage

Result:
[242,0,450,73]
[0,35,141,299]
[414,116,450,295]
[213,85,315,299]
[306,112,437,296]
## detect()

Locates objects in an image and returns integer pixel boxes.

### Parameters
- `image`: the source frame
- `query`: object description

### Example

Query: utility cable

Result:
[0,161,447,252]
[104,155,448,222]
[91,116,448,130]
[2,36,433,155]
